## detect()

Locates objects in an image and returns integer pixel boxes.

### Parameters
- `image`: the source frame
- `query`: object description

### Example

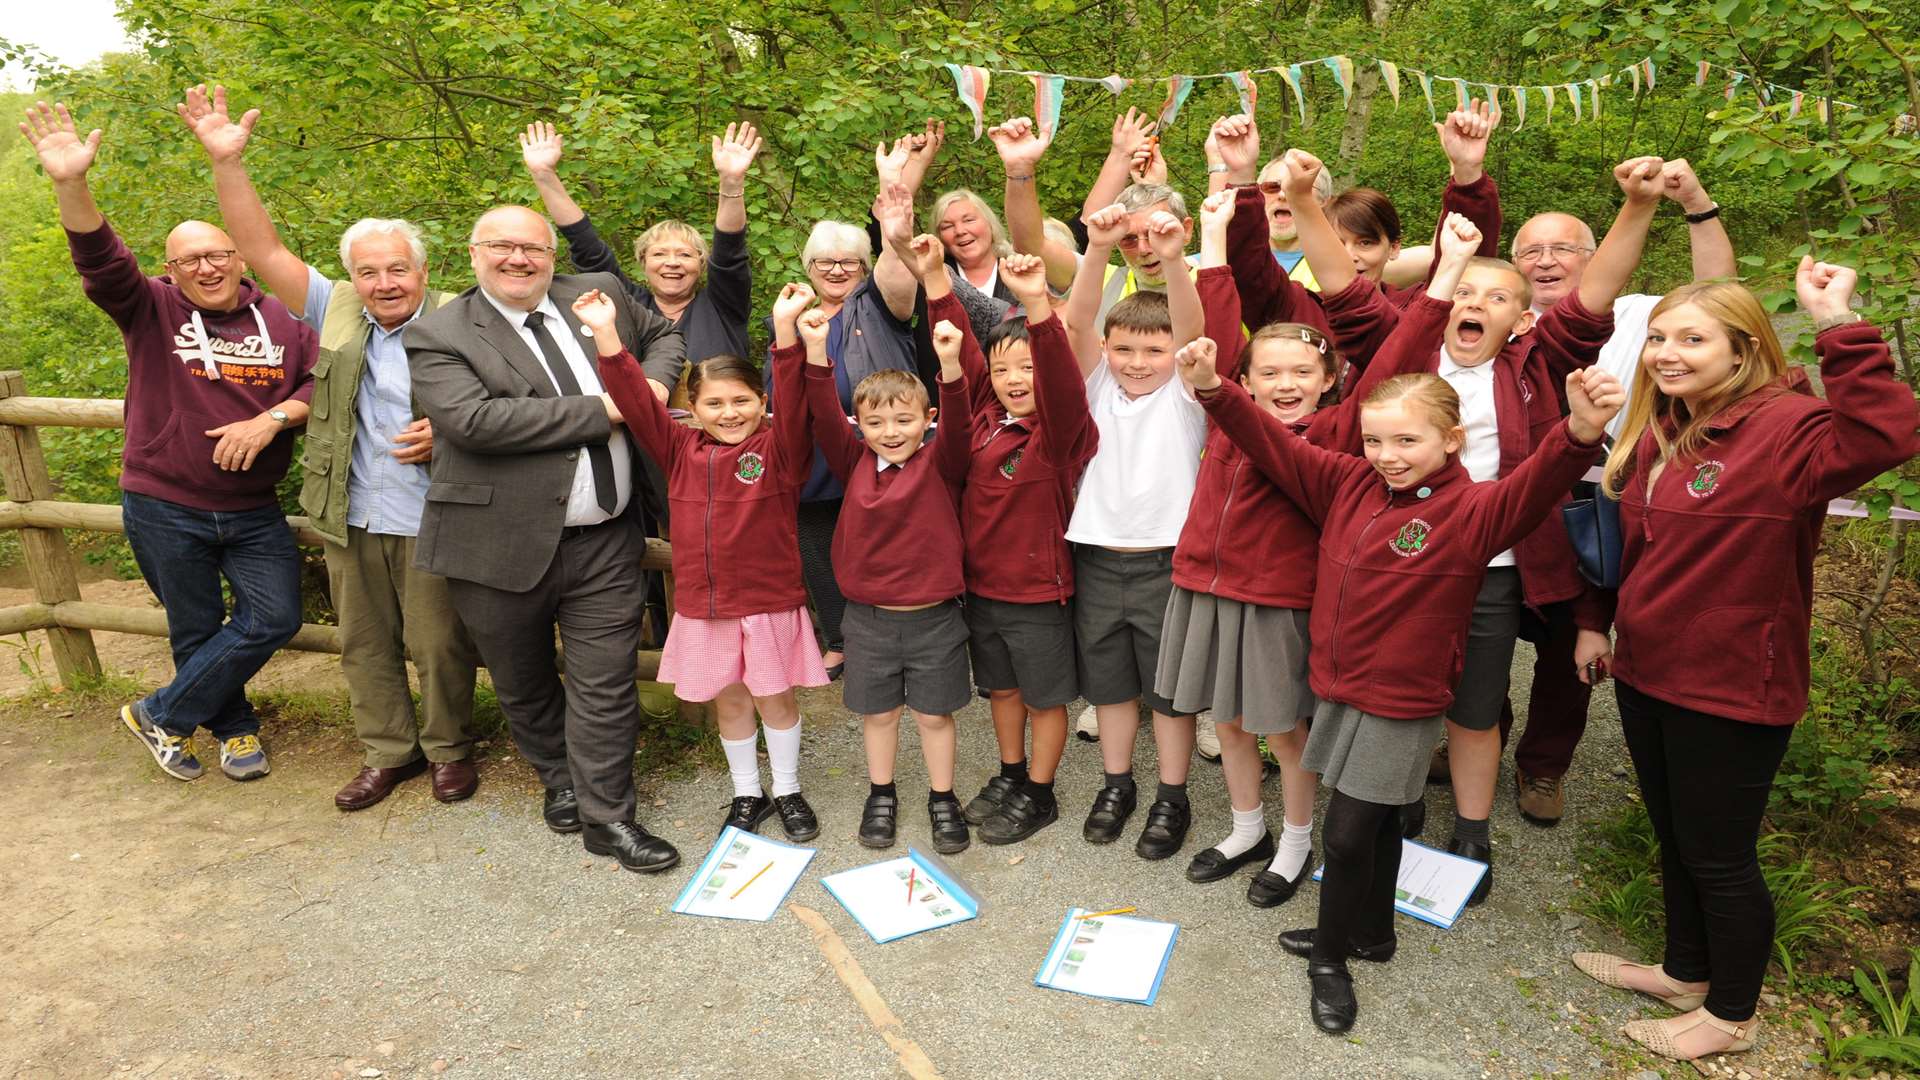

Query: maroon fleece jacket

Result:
[69,220,317,511]
[1602,321,1919,726]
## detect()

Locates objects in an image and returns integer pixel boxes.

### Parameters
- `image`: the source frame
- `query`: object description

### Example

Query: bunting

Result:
[1415,69,1437,121]
[1567,81,1583,121]
[1097,74,1133,96]
[1481,83,1500,116]
[1322,55,1355,106]
[1031,74,1065,139]
[1588,78,1602,121]
[1541,83,1555,124]
[1696,60,1711,87]
[944,63,991,139]
[1629,63,1641,96]
[1451,77,1469,111]
[1228,70,1259,117]
[1725,71,1745,102]
[1378,60,1402,107]
[1642,58,1656,90]
[1788,90,1804,120]
[1157,74,1196,131]
[1512,85,1527,130]
[1280,64,1309,124]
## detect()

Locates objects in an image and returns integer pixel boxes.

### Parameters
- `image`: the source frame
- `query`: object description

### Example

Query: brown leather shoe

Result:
[430,758,479,803]
[335,759,426,811]
[1516,769,1566,825]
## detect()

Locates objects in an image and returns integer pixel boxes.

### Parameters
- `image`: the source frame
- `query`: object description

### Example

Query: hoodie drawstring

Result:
[187,303,275,382]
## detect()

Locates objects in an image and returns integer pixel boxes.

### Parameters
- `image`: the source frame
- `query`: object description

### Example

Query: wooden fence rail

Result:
[0,370,672,686]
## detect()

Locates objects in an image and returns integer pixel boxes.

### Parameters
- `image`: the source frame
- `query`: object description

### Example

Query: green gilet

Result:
[298,281,451,546]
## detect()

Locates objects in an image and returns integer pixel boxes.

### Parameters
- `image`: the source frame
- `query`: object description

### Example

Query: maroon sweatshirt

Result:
[804,361,973,607]
[1203,385,1605,719]
[600,344,810,619]
[925,293,1097,605]
[1174,284,1458,609]
[1602,322,1919,726]
[68,220,316,511]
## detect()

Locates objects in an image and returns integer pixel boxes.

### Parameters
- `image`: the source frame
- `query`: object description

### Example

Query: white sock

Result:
[763,722,803,797]
[720,733,763,798]
[1213,804,1267,859]
[1269,818,1314,879]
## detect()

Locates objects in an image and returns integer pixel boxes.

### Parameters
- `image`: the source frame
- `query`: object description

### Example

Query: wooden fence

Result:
[0,370,673,687]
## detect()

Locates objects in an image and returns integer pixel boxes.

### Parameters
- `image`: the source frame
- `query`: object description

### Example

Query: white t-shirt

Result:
[1065,362,1207,548]
[1438,346,1514,567]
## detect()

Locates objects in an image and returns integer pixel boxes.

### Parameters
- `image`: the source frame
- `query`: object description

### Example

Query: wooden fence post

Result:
[0,371,102,684]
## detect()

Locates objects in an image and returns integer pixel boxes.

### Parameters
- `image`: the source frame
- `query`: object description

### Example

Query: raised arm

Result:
[801,336,865,482]
[1282,148,1357,297]
[578,287,678,467]
[1206,114,1261,196]
[1420,102,1504,280]
[1149,211,1203,349]
[1576,156,1664,316]
[520,121,586,228]
[21,101,104,233]
[1180,337,1358,523]
[1083,109,1158,222]
[1661,159,1735,281]
[1473,368,1620,557]
[1225,181,1322,331]
[991,117,1079,292]
[1017,273,1097,469]
[180,85,314,314]
[710,121,760,235]
[870,173,920,323]
[1066,203,1126,376]
[928,320,974,486]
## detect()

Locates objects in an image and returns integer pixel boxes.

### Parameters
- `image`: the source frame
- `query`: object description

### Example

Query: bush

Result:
[1772,628,1911,841]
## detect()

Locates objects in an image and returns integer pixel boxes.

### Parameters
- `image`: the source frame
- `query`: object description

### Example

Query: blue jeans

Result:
[120,491,303,739]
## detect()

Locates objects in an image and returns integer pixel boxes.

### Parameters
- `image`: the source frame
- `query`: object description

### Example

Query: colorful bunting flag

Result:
[1724,71,1744,102]
[1816,96,1831,123]
[1789,90,1804,120]
[1481,83,1500,116]
[1451,77,1469,111]
[1415,70,1437,121]
[945,63,991,140]
[1567,81,1583,121]
[1512,85,1527,130]
[1588,78,1601,120]
[1378,60,1402,107]
[1098,74,1134,96]
[1031,74,1065,139]
[1643,58,1656,89]
[1157,74,1196,131]
[1323,55,1355,106]
[1542,84,1556,124]
[1228,70,1259,117]
[1281,64,1309,124]
[1629,63,1642,95]
[1695,60,1711,87]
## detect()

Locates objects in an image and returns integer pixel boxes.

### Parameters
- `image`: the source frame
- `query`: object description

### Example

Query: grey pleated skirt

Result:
[1302,700,1445,805]
[1153,587,1316,735]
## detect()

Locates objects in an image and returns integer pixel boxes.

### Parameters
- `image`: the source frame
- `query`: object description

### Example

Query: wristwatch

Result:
[1206,163,1230,174]
[1682,203,1721,224]
[268,408,290,425]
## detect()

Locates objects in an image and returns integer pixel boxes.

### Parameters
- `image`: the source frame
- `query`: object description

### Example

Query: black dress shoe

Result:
[1307,962,1359,1034]
[1277,927,1397,963]
[1186,831,1275,883]
[1134,799,1191,861]
[543,787,581,833]
[928,798,970,855]
[723,794,774,834]
[859,792,898,848]
[1247,849,1314,907]
[1082,785,1137,844]
[980,790,1059,845]
[582,821,680,873]
[1401,798,1426,840]
[774,793,820,841]
[1449,836,1492,906]
[963,775,1019,826]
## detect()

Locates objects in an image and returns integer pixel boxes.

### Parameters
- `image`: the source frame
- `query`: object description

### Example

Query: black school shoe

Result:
[1449,836,1492,906]
[1277,927,1397,963]
[1308,963,1359,1034]
[1082,785,1137,844]
[775,793,820,841]
[1134,799,1191,860]
[963,775,1019,826]
[723,794,774,834]
[1247,849,1315,907]
[1186,831,1275,883]
[1401,798,1427,841]
[980,790,1060,845]
[928,798,971,855]
[543,787,582,833]
[858,792,899,848]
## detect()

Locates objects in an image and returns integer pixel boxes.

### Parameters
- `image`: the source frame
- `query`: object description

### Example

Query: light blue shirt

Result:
[301,267,431,537]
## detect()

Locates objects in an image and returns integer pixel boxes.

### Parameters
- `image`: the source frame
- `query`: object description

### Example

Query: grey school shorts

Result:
[1449,567,1524,732]
[1072,546,1192,717]
[841,600,973,716]
[963,593,1079,709]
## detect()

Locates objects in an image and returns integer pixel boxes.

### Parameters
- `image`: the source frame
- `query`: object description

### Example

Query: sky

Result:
[1,2,137,90]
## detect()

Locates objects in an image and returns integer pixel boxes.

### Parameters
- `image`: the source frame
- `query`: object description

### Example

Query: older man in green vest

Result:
[183,85,481,810]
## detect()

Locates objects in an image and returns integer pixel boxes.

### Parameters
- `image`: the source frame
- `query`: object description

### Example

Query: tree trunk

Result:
[1333,0,1394,186]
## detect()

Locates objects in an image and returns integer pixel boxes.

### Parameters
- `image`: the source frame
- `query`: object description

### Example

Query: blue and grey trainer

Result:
[219,735,271,781]
[120,702,203,781]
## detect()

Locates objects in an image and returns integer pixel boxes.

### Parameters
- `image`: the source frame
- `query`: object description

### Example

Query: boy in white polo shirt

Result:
[1062,200,1207,861]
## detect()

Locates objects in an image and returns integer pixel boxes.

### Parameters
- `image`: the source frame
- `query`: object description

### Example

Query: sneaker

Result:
[120,702,203,781]
[1074,705,1100,742]
[1426,739,1450,784]
[219,734,271,781]
[1516,770,1566,825]
[1194,714,1221,762]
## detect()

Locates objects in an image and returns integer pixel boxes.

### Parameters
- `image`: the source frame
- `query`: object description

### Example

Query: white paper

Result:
[1036,909,1178,1004]
[671,826,816,922]
[819,851,978,943]
[1311,838,1488,929]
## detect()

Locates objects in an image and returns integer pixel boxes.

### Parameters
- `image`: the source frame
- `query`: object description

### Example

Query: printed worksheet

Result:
[1311,838,1489,929]
[1034,908,1178,1005]
[670,825,816,922]
[820,849,979,943]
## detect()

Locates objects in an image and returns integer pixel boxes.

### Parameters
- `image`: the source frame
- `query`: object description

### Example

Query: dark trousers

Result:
[1617,680,1792,1022]
[447,519,648,826]
[121,491,303,739]
[1311,791,1404,965]
[796,498,847,653]
[1498,599,1593,778]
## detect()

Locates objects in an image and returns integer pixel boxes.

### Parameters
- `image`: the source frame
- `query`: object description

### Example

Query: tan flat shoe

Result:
[1570,952,1708,1011]
[1622,1010,1759,1060]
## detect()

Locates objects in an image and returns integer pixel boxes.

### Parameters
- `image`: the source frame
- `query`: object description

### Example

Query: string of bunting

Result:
[942,53,1878,139]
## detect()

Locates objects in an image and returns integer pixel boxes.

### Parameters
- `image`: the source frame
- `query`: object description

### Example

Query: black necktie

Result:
[523,310,617,514]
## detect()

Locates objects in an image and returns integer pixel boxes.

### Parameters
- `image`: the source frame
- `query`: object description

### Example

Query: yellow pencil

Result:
[730,859,775,900]
[1077,906,1136,920]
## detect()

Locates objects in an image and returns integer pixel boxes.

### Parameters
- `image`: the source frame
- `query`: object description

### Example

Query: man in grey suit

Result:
[407,204,683,873]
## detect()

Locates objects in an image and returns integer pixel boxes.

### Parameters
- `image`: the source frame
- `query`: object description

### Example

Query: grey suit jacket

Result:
[406,272,685,592]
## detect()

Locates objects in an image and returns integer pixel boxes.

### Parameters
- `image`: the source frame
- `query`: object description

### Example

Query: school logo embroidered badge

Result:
[1389,518,1433,558]
[998,448,1024,479]
[1685,460,1725,499]
[735,451,766,485]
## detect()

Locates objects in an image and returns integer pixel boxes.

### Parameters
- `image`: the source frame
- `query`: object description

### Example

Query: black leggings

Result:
[1311,790,1405,965]
[796,498,847,652]
[1616,680,1792,1022]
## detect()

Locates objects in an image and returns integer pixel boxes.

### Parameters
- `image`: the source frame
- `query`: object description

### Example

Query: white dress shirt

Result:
[1438,346,1514,567]
[481,289,632,527]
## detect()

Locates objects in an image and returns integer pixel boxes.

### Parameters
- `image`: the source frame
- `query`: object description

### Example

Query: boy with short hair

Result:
[1062,201,1208,861]
[798,297,976,855]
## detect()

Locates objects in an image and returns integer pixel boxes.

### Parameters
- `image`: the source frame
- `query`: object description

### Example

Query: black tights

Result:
[1311,790,1404,965]
[1617,681,1791,1022]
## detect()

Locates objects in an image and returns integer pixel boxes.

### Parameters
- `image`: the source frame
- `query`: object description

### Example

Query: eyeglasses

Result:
[1513,243,1594,264]
[166,250,236,272]
[809,258,865,274]
[1115,232,1154,251]
[472,240,557,260]
[1256,181,1287,196]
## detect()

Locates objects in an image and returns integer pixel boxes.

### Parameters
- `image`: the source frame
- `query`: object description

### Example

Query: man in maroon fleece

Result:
[24,101,317,785]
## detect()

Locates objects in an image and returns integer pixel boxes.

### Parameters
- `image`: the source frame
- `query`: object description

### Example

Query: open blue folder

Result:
[1035,908,1178,1006]
[819,848,980,943]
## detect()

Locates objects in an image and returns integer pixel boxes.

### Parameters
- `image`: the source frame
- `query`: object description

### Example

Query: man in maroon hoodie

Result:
[24,101,318,785]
